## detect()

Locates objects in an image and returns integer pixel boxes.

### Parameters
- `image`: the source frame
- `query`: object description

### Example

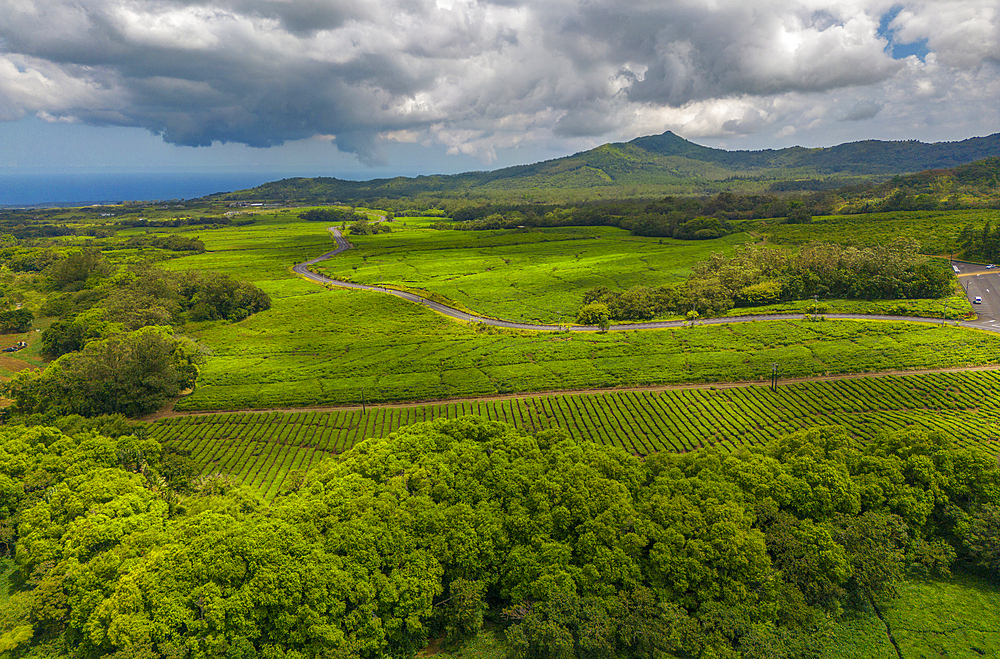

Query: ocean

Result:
[0,171,332,207]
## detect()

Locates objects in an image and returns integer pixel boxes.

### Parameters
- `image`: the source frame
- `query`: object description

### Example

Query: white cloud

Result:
[890,1,999,67]
[0,0,996,165]
[0,54,118,121]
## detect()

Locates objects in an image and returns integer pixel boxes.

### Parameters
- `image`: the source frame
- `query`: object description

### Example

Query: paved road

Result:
[953,260,1000,330]
[293,237,1000,334]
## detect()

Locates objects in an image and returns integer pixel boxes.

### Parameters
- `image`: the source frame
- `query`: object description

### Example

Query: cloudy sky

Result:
[1,0,998,178]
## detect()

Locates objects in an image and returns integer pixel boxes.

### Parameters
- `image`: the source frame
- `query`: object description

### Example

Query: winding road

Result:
[293,229,1000,334]
[146,245,1000,421]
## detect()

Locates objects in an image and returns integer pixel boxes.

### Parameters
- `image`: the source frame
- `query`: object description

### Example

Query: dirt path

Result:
[143,362,1000,422]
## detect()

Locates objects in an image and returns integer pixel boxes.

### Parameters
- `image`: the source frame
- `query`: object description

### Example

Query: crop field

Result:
[750,208,1000,255]
[177,285,1000,410]
[151,369,1000,500]
[310,223,748,323]
[107,209,995,412]
[145,210,341,289]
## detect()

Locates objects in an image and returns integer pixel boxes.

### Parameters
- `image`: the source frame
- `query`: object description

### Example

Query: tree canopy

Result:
[4,326,203,418]
[580,238,952,321]
[1,416,998,658]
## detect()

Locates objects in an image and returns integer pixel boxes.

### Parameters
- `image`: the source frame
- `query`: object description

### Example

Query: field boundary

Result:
[148,368,1000,500]
[145,362,1000,421]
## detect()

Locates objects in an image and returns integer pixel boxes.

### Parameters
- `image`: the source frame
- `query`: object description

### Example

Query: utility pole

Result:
[770,363,779,392]
[361,387,366,414]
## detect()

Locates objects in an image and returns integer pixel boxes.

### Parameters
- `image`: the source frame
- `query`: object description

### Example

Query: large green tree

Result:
[4,326,202,418]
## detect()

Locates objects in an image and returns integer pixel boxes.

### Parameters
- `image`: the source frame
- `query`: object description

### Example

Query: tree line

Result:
[0,236,271,420]
[38,255,271,354]
[298,208,368,223]
[0,416,998,658]
[958,220,1000,263]
[440,193,814,240]
[578,239,952,321]
[3,327,202,418]
[116,216,255,229]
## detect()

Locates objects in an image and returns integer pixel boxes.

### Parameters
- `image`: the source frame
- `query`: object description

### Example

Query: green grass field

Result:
[311,223,747,323]
[748,208,1000,256]
[149,209,341,286]
[119,209,996,411]
[177,287,1000,410]
[152,369,1000,500]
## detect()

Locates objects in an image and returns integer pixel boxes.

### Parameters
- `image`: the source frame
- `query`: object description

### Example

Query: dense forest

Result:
[958,219,1000,263]
[0,416,998,658]
[831,157,1000,214]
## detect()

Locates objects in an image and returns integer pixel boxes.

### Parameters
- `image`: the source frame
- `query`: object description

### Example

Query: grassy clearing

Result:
[311,223,748,323]
[887,572,1000,657]
[153,369,1000,499]
[820,602,898,659]
[418,626,507,659]
[0,325,47,380]
[822,571,1000,658]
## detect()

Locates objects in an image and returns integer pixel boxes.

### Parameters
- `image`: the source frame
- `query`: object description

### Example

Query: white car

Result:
[975,296,983,304]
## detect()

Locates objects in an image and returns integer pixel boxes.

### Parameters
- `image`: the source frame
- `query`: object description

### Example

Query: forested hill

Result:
[207,131,1000,203]
[629,131,1000,174]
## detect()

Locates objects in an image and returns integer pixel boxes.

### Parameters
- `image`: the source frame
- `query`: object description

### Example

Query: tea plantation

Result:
[152,368,1000,501]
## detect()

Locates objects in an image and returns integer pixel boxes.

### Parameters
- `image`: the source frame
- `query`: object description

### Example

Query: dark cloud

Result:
[0,0,997,164]
[241,0,373,35]
[553,103,620,138]
[841,101,883,121]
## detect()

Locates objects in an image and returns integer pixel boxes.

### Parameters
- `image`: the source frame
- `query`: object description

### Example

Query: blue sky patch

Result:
[878,5,930,61]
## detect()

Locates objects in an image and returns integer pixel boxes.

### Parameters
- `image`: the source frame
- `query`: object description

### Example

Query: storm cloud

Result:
[1,0,997,165]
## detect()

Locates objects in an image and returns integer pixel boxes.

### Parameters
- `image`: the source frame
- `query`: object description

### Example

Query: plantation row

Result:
[149,369,1000,499]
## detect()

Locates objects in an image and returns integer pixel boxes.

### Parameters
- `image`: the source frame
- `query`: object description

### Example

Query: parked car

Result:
[975,296,983,304]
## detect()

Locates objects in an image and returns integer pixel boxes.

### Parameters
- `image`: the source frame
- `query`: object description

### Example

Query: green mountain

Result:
[628,131,1000,173]
[209,131,1000,203]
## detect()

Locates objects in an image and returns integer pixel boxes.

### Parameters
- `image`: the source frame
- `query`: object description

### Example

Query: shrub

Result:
[576,303,610,326]
[0,309,33,333]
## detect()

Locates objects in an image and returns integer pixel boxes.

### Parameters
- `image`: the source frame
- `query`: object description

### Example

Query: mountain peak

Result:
[627,131,717,158]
